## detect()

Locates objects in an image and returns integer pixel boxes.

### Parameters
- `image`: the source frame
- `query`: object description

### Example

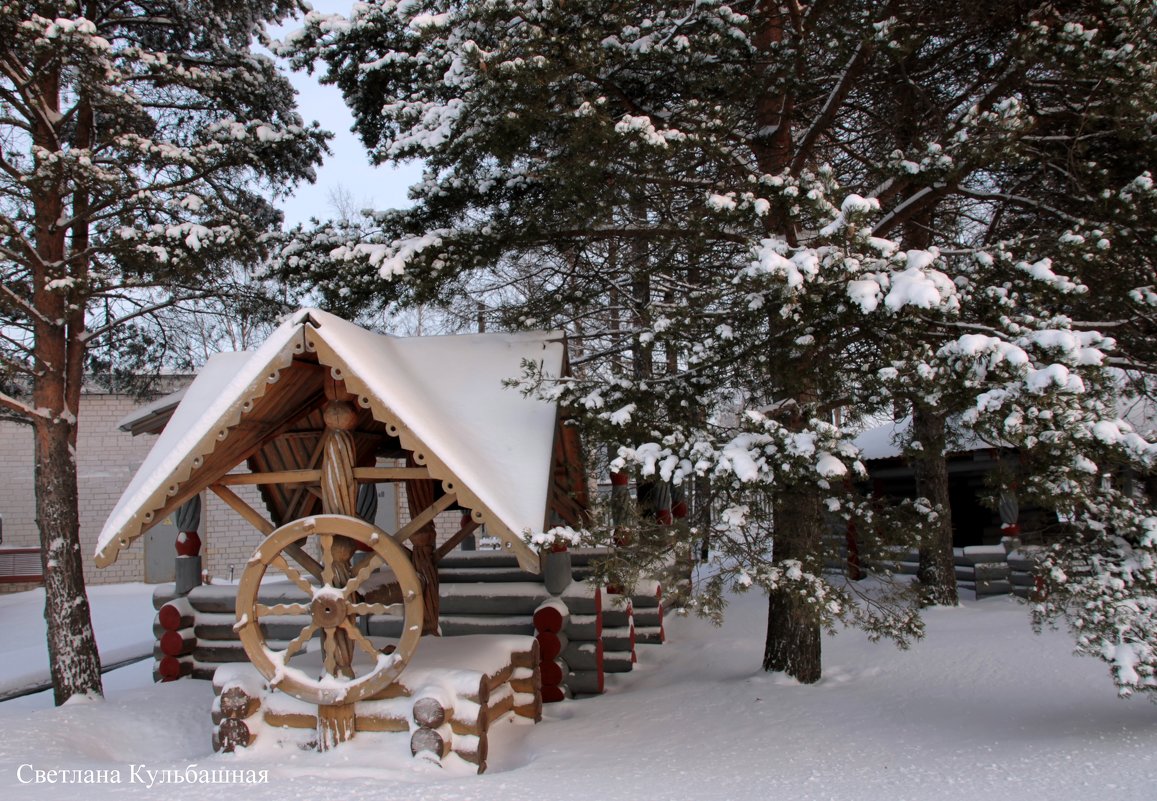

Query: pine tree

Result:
[283,0,947,683]
[283,0,1156,693]
[0,0,326,704]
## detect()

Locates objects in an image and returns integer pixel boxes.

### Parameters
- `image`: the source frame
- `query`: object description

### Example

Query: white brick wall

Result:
[0,390,281,589]
[0,391,154,587]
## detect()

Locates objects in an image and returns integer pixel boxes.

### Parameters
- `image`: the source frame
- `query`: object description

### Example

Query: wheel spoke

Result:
[256,602,310,617]
[349,602,402,617]
[320,534,336,587]
[322,626,339,675]
[283,542,324,582]
[342,553,386,598]
[269,554,315,595]
[341,620,386,660]
[283,623,319,662]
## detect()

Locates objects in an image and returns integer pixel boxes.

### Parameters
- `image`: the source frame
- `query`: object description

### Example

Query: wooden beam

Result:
[352,467,432,481]
[209,483,322,580]
[285,435,328,520]
[394,492,457,545]
[210,483,275,535]
[435,519,481,561]
[217,469,322,486]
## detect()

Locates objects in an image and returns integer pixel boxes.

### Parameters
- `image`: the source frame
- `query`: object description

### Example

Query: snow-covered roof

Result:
[95,309,567,571]
[852,416,995,462]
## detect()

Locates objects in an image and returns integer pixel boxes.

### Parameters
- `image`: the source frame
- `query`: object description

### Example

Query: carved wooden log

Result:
[264,710,319,729]
[455,732,488,772]
[514,693,544,721]
[318,702,357,751]
[510,668,542,696]
[410,727,449,759]
[217,718,255,752]
[405,459,442,635]
[413,697,447,729]
[632,606,663,628]
[352,714,408,733]
[219,685,261,720]
[511,640,540,669]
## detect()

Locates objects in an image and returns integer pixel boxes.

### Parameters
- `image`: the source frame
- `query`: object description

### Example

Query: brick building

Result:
[0,383,479,593]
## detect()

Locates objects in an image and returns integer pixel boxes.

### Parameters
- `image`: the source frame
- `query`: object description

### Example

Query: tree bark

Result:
[29,62,103,705]
[912,403,959,607]
[763,483,823,683]
[35,413,104,705]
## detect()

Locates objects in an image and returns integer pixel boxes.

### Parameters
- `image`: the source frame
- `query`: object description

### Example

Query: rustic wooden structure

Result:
[96,309,588,760]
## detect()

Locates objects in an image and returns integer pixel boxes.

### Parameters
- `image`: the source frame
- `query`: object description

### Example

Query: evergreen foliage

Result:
[283,0,1156,694]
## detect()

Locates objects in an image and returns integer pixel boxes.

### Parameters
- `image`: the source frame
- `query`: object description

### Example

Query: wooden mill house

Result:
[95,309,665,770]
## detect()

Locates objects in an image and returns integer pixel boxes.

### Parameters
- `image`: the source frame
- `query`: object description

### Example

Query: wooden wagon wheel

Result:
[235,514,424,707]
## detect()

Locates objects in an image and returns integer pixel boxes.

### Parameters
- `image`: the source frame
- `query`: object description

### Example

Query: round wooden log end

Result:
[157,656,188,680]
[533,603,565,633]
[157,603,187,631]
[540,659,565,687]
[413,697,447,729]
[159,629,193,657]
[219,685,260,719]
[217,718,253,753]
[410,727,446,759]
[537,631,564,662]
[542,685,567,704]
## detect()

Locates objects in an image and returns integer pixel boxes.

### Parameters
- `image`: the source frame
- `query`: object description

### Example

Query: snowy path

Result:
[1,585,1155,800]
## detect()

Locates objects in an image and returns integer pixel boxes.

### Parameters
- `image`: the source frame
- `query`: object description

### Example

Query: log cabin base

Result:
[211,634,541,773]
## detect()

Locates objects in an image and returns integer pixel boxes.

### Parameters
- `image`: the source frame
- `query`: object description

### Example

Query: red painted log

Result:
[536,631,569,662]
[532,599,570,634]
[540,658,568,687]
[157,602,193,631]
[156,656,193,681]
[159,628,196,657]
[542,685,568,703]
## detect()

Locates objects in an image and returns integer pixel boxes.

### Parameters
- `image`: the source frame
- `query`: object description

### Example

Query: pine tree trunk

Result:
[29,65,103,704]
[35,414,104,705]
[762,484,823,683]
[912,404,959,607]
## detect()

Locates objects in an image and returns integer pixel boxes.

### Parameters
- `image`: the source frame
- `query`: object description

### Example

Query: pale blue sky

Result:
[274,2,423,226]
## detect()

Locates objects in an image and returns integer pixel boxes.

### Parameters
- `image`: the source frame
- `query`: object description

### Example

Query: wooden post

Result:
[405,456,441,635]
[315,384,361,749]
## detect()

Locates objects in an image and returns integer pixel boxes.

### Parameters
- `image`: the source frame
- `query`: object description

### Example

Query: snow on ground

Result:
[1,584,1155,800]
[0,583,156,699]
